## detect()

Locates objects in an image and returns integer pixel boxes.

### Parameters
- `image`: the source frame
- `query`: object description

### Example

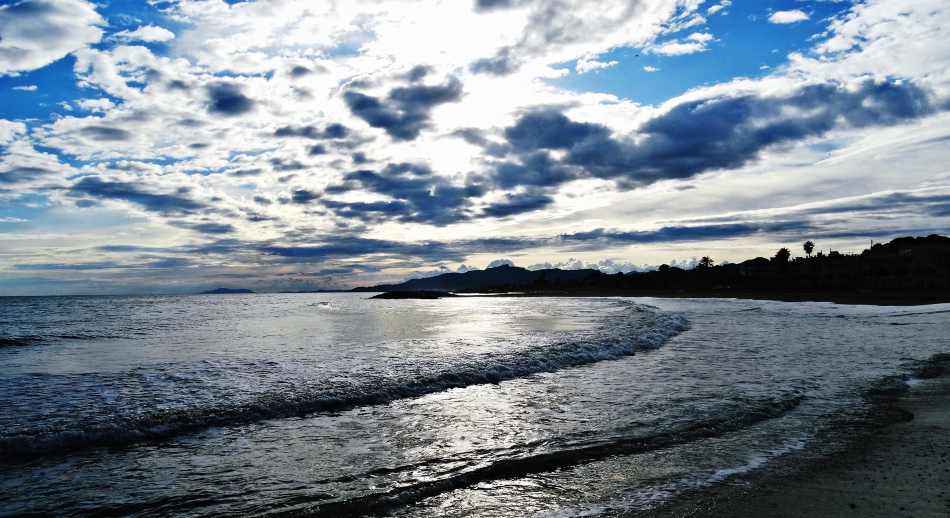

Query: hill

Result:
[354,234,950,304]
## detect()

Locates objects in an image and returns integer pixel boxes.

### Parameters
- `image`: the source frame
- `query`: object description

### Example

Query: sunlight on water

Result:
[1,294,948,516]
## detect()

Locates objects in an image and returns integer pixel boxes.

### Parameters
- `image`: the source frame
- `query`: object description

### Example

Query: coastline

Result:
[637,353,950,517]
[469,290,950,306]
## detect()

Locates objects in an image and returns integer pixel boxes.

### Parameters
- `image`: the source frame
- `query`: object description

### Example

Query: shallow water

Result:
[0,294,947,516]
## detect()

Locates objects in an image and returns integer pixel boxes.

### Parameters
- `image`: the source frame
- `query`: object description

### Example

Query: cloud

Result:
[482,191,554,217]
[576,57,618,74]
[206,82,255,116]
[0,120,27,145]
[344,77,463,140]
[559,221,815,246]
[171,221,236,235]
[290,189,319,204]
[470,50,518,75]
[80,125,131,141]
[261,235,462,263]
[769,10,809,24]
[0,166,49,185]
[0,0,104,75]
[69,176,206,215]
[643,66,659,73]
[273,123,349,140]
[113,25,175,43]
[491,77,939,195]
[486,258,514,268]
[12,85,38,91]
[322,162,483,224]
[707,1,731,15]
[650,32,714,56]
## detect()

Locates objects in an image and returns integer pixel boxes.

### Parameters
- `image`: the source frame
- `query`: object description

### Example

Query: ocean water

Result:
[0,294,948,516]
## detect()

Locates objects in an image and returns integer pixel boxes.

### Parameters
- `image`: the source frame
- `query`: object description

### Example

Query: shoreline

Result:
[637,353,950,517]
[464,290,950,306]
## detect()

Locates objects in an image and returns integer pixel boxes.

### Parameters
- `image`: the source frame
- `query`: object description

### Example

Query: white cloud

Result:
[768,9,810,24]
[0,120,27,145]
[113,25,175,43]
[487,258,515,268]
[576,57,619,73]
[0,0,104,75]
[12,85,38,91]
[650,32,715,55]
[75,98,115,112]
[707,1,731,15]
[643,65,659,72]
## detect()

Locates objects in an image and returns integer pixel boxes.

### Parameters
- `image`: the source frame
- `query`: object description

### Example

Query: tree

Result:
[772,247,792,263]
[803,240,815,257]
[698,256,714,269]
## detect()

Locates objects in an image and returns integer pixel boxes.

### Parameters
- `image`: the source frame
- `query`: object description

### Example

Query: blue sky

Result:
[1,0,950,294]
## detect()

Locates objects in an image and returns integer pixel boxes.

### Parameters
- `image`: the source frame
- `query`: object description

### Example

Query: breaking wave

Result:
[0,308,689,462]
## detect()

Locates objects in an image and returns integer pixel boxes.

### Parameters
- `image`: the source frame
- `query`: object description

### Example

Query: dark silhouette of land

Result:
[370,290,456,299]
[200,287,255,295]
[355,234,950,305]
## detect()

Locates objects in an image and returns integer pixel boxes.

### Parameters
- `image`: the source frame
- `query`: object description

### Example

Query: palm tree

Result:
[698,256,714,268]
[803,240,815,257]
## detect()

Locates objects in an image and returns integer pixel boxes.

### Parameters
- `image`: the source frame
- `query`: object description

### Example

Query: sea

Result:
[1,293,948,516]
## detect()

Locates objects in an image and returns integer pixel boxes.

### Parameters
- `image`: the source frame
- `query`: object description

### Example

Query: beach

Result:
[640,354,950,517]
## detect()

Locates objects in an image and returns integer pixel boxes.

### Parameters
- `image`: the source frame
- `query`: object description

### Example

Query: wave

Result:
[0,336,44,347]
[268,393,803,517]
[0,333,127,348]
[0,310,689,463]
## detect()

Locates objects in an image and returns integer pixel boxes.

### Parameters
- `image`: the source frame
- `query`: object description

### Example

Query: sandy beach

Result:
[641,354,950,517]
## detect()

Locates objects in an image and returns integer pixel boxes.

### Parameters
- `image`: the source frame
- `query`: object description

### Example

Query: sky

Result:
[1,0,949,295]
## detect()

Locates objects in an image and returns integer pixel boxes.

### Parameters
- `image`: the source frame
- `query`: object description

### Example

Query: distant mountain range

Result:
[353,234,950,304]
[201,287,255,295]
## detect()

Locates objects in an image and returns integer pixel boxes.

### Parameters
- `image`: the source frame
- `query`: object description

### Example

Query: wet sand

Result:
[642,355,950,517]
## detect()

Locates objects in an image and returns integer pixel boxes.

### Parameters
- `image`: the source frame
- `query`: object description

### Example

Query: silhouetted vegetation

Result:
[355,235,950,304]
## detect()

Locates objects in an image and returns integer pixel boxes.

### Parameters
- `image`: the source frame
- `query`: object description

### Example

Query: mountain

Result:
[352,264,604,292]
[200,287,255,295]
[353,235,950,304]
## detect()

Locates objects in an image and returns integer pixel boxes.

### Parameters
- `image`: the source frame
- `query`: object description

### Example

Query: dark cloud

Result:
[490,78,939,195]
[270,158,306,171]
[559,221,815,248]
[493,151,574,189]
[290,65,312,77]
[80,126,132,141]
[0,167,49,184]
[253,195,272,205]
[405,65,432,82]
[207,83,255,116]
[261,235,463,263]
[14,261,126,271]
[343,77,463,140]
[172,221,236,234]
[474,0,524,10]
[69,176,206,214]
[273,123,349,140]
[482,191,554,217]
[452,128,510,156]
[322,162,484,225]
[308,144,327,155]
[505,110,609,150]
[291,189,319,204]
[469,49,518,75]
